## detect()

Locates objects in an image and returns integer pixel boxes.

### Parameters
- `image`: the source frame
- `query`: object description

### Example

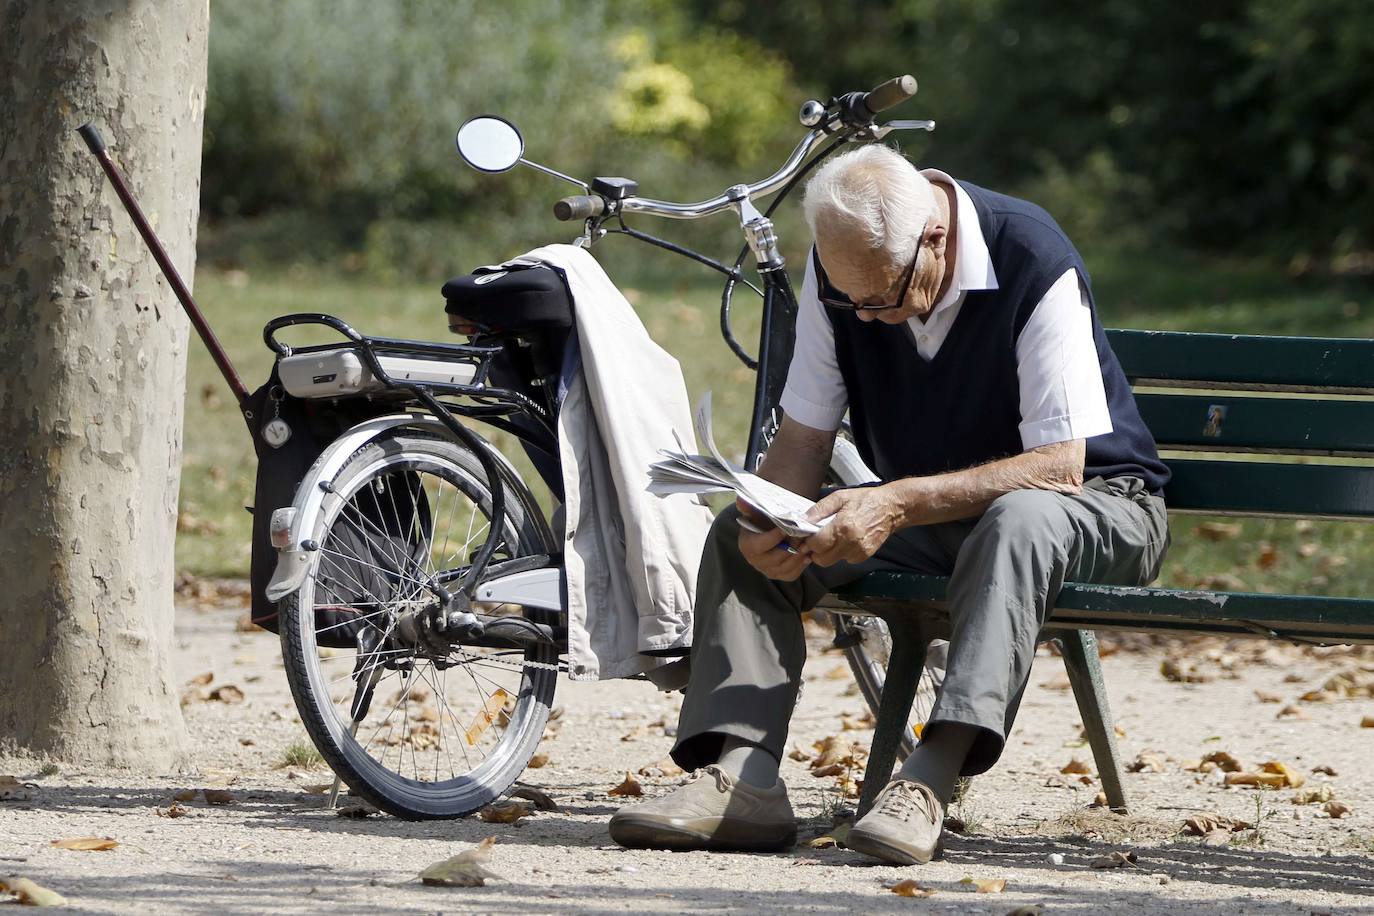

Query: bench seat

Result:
[827,572,1374,645]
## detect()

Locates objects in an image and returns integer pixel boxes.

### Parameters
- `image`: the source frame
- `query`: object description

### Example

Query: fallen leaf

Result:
[1362,716,1374,729]
[302,783,333,795]
[1292,786,1335,805]
[336,801,378,818]
[807,825,852,849]
[1323,801,1352,819]
[608,772,643,797]
[1200,751,1243,773]
[1276,704,1308,720]
[960,876,1007,893]
[1127,752,1165,774]
[1253,690,1281,703]
[1299,689,1331,703]
[1089,791,1110,808]
[841,710,876,731]
[0,774,34,801]
[477,800,531,824]
[637,757,684,779]
[943,814,968,834]
[507,785,558,811]
[172,789,198,803]
[1183,813,1249,835]
[188,671,214,686]
[1060,758,1092,775]
[156,803,191,818]
[1196,521,1241,541]
[825,664,851,680]
[51,836,117,851]
[788,746,810,762]
[209,685,245,704]
[1090,850,1139,869]
[203,789,237,806]
[419,836,500,887]
[1225,772,1287,789]
[0,877,68,907]
[811,763,845,778]
[463,688,511,746]
[1312,765,1338,776]
[889,878,936,897]
[1160,658,1210,683]
[1261,760,1306,788]
[527,753,550,769]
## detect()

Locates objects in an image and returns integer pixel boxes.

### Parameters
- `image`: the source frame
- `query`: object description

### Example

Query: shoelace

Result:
[880,781,936,824]
[689,764,734,794]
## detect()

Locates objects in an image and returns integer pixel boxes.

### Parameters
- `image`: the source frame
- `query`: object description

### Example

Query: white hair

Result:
[802,145,937,267]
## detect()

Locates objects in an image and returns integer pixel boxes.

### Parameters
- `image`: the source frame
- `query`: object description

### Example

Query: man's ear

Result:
[926,223,949,257]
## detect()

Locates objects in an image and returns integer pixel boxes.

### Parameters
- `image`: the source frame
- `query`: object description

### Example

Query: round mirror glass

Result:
[455,116,524,173]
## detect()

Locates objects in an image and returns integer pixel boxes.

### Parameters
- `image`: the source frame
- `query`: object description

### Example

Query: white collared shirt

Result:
[779,170,1113,452]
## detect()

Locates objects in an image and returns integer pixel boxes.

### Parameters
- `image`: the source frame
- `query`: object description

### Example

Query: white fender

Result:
[265,412,540,603]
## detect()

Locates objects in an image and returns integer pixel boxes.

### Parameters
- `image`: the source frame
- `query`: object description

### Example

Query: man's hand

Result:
[736,500,812,581]
[799,486,901,567]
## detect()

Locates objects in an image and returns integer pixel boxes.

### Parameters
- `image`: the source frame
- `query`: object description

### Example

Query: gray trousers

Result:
[671,477,1169,777]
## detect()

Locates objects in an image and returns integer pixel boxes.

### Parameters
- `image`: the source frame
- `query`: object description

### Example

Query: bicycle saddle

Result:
[442,264,573,332]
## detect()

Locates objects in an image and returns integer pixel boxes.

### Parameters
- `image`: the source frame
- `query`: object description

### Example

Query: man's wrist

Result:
[879,477,926,531]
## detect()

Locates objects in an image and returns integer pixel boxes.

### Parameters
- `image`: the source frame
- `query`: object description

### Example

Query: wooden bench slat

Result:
[1107,329,1374,390]
[1135,393,1374,454]
[829,572,1374,644]
[1163,459,1374,518]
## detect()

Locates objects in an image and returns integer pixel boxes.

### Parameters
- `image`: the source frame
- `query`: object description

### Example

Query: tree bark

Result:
[0,0,208,768]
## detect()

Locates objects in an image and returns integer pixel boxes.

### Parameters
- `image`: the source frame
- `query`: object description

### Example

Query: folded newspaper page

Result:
[647,392,833,538]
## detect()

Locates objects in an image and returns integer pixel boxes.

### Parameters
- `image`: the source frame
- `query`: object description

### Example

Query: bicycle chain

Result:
[450,647,565,674]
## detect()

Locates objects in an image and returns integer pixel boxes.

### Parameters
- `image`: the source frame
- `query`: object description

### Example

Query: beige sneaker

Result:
[609,765,796,851]
[846,779,943,865]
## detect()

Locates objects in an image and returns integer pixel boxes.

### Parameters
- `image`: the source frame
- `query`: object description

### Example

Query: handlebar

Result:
[574,75,919,222]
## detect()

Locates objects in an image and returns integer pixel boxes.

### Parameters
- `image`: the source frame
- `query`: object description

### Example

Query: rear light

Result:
[269,507,297,549]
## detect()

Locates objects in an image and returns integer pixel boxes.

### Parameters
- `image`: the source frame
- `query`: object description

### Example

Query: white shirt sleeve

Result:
[779,252,848,432]
[1016,268,1114,450]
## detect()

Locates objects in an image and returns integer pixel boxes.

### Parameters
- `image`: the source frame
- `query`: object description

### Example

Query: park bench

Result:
[822,328,1374,815]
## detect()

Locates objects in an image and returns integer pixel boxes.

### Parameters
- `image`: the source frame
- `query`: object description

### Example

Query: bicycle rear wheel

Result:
[279,431,557,819]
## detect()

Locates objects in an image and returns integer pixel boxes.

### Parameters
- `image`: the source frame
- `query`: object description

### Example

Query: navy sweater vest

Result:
[818,180,1170,495]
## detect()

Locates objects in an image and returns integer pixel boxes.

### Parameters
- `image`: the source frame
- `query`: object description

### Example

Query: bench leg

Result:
[1058,628,1128,813]
[858,618,927,817]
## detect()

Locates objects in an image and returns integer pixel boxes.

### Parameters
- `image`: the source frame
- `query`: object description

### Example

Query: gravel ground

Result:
[3,593,1372,914]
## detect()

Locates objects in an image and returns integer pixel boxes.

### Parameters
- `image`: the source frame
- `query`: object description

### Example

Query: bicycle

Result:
[82,75,945,821]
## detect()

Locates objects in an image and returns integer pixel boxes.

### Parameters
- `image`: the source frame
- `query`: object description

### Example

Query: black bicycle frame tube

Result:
[743,267,800,470]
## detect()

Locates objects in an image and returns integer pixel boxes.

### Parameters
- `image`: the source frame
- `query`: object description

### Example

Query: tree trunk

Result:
[0,0,209,769]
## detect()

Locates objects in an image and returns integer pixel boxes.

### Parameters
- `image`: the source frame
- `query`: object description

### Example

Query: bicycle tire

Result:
[279,430,557,819]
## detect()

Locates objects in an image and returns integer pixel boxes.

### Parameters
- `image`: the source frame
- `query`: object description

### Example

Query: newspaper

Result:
[647,393,833,538]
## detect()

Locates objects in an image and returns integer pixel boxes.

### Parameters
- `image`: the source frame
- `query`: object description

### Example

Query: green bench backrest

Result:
[1107,330,1374,520]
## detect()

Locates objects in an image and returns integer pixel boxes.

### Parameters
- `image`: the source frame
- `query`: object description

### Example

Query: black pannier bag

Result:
[242,369,430,649]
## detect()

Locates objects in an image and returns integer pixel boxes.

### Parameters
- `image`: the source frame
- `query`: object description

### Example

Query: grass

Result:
[276,739,327,770]
[178,244,1374,601]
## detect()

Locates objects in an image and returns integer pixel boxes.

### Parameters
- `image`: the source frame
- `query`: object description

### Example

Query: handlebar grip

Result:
[864,75,918,115]
[554,195,606,221]
[77,122,107,155]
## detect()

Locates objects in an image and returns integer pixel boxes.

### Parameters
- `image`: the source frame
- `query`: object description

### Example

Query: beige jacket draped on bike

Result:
[512,244,713,683]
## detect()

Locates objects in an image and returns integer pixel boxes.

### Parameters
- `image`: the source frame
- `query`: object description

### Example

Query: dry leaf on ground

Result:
[637,758,684,779]
[788,746,810,762]
[1202,750,1243,772]
[1089,791,1110,808]
[1253,690,1281,703]
[463,688,511,746]
[1362,716,1374,729]
[1276,704,1308,720]
[155,803,192,819]
[187,671,213,686]
[1182,813,1249,836]
[203,788,237,806]
[419,836,499,887]
[1160,658,1210,683]
[888,878,936,897]
[1225,772,1287,789]
[0,774,34,801]
[302,784,333,795]
[1324,801,1352,819]
[807,824,850,849]
[1090,850,1139,869]
[477,800,532,824]
[527,753,550,769]
[1261,760,1306,788]
[209,685,245,704]
[507,785,558,811]
[1292,786,1335,805]
[841,711,875,731]
[1312,765,1338,776]
[0,877,68,907]
[172,789,198,802]
[1127,752,1165,773]
[608,772,644,797]
[960,876,1007,893]
[1060,758,1092,775]
[336,801,378,818]
[51,836,118,851]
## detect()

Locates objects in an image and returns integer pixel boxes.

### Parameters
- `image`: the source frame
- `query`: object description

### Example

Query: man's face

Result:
[817,220,947,324]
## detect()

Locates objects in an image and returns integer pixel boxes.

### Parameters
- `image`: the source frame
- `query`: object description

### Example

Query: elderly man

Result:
[609,145,1170,864]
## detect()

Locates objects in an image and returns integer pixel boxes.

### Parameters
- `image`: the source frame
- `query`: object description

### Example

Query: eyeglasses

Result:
[818,231,924,312]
